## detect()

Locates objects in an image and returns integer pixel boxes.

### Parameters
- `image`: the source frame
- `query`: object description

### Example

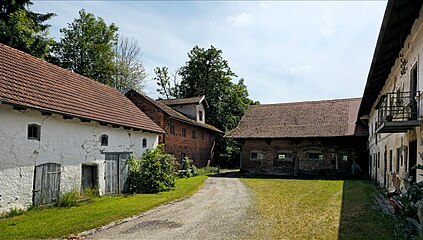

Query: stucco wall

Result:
[0,104,158,213]
[368,7,423,189]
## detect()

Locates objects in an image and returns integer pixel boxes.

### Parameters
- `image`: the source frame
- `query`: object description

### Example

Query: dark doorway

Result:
[81,164,98,191]
[383,149,387,188]
[409,140,417,183]
[410,65,418,119]
[32,163,61,206]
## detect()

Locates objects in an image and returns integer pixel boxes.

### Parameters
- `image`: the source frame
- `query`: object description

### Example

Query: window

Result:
[170,125,175,135]
[342,155,348,161]
[142,138,147,148]
[182,128,187,137]
[28,124,41,141]
[250,151,264,160]
[201,132,205,140]
[308,153,323,161]
[100,134,108,146]
[192,131,196,139]
[277,152,293,161]
[199,111,203,121]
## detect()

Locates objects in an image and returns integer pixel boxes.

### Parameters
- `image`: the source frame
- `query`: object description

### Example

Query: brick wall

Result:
[163,115,216,167]
[127,93,217,167]
[240,137,367,176]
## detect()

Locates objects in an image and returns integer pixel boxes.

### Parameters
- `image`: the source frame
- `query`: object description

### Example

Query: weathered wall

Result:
[163,115,216,167]
[368,7,423,189]
[240,137,367,176]
[0,104,158,213]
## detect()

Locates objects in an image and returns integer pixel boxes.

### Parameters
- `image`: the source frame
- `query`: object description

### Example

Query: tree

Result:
[112,36,147,92]
[175,45,258,167]
[53,9,118,85]
[154,66,181,99]
[0,0,55,59]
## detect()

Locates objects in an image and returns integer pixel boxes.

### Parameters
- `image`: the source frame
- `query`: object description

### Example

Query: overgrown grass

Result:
[241,178,395,240]
[0,176,207,239]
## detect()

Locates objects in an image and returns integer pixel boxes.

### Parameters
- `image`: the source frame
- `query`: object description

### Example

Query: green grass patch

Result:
[0,175,207,239]
[241,178,395,240]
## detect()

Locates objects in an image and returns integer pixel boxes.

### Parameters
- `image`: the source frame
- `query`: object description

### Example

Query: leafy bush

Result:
[127,144,177,194]
[82,185,99,198]
[396,165,423,239]
[56,190,79,207]
[178,156,198,178]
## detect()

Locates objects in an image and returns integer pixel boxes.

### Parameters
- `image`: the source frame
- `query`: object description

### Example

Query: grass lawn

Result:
[0,175,207,239]
[241,178,395,240]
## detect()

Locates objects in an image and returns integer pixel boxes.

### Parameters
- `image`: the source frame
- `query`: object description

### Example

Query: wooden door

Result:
[105,154,119,194]
[119,154,129,193]
[82,164,98,190]
[32,163,61,206]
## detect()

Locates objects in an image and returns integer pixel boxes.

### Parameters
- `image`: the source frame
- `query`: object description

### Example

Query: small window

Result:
[308,153,323,161]
[182,128,186,137]
[192,131,196,139]
[170,125,175,135]
[100,134,108,146]
[250,151,265,161]
[201,132,205,140]
[277,152,293,161]
[199,111,203,121]
[28,124,41,141]
[142,138,147,148]
[342,155,348,161]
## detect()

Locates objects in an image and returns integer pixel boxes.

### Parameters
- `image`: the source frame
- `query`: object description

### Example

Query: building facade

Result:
[226,98,368,176]
[0,44,163,213]
[358,0,423,191]
[126,91,222,167]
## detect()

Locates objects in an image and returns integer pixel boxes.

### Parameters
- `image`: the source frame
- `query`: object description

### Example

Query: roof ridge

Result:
[251,97,362,108]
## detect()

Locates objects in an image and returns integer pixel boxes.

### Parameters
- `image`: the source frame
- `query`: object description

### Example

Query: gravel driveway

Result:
[82,173,255,240]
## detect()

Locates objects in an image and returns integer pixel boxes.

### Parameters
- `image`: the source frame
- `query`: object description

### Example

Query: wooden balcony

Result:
[375,91,421,133]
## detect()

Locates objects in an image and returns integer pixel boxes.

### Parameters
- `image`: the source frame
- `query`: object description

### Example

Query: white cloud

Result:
[226,12,252,27]
[286,65,311,75]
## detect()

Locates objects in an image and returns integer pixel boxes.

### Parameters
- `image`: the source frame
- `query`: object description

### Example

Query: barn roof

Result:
[358,0,423,118]
[126,90,222,133]
[226,98,367,139]
[0,43,163,133]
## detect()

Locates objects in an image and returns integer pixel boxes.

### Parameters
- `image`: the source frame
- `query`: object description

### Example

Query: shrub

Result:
[127,144,177,194]
[178,156,198,178]
[82,185,99,198]
[56,190,79,207]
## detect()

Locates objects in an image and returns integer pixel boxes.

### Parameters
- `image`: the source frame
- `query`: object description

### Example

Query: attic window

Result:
[342,155,348,161]
[100,134,108,146]
[308,153,323,161]
[199,111,203,121]
[250,151,264,161]
[192,131,196,139]
[170,125,175,135]
[28,124,41,141]
[182,128,187,137]
[142,138,147,148]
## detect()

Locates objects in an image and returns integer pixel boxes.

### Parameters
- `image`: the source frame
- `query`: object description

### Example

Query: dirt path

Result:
[83,173,255,240]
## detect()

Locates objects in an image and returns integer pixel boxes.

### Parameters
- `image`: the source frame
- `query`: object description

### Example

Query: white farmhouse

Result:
[0,43,164,213]
[358,0,423,190]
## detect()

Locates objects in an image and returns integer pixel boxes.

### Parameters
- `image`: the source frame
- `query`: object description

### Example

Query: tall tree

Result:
[112,36,147,92]
[154,66,180,99]
[176,45,258,167]
[0,0,55,59]
[178,45,237,130]
[53,9,118,85]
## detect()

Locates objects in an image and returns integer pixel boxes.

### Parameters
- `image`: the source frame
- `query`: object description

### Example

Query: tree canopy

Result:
[52,9,118,85]
[0,0,55,59]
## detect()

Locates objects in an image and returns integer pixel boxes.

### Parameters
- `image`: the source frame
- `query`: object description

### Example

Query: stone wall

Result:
[240,137,367,176]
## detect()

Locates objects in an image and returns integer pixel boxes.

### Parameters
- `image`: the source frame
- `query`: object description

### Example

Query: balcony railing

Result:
[376,91,421,133]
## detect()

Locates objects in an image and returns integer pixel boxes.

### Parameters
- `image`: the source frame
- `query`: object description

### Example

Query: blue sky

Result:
[32,1,387,104]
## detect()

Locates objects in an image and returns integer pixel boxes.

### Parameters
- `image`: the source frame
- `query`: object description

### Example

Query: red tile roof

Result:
[126,90,222,133]
[159,96,208,108]
[0,43,163,133]
[226,98,366,139]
